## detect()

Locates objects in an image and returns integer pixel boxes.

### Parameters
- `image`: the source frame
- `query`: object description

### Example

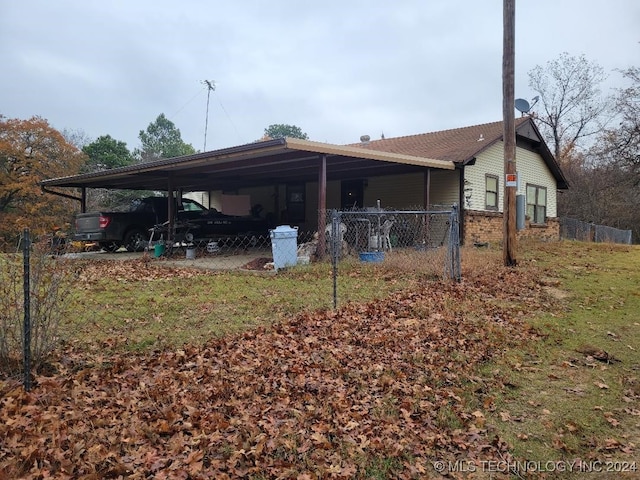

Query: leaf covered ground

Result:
[1,244,637,479]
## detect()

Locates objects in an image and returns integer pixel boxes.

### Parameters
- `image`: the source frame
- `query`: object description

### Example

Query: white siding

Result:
[464,142,557,217]
[517,148,557,217]
[429,169,460,207]
[365,173,424,208]
[364,171,459,209]
[182,191,209,208]
[464,143,504,212]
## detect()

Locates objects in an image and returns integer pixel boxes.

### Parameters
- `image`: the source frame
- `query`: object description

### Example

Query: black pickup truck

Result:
[74,196,271,252]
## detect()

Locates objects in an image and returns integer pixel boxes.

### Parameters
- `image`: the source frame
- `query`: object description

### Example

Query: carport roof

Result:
[41,137,455,192]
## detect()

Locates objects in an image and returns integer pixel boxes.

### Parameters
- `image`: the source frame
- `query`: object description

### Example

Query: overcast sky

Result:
[1,1,638,153]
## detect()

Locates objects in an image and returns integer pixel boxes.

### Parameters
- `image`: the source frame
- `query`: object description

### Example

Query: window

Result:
[526,184,547,224]
[485,175,499,210]
[180,199,206,212]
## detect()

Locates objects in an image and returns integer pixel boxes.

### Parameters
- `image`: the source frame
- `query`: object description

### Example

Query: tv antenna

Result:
[202,80,216,151]
[514,96,539,116]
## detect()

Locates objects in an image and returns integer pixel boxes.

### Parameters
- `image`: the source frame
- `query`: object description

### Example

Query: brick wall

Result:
[462,210,559,245]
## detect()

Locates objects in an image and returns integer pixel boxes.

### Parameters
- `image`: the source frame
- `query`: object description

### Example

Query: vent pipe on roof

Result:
[360,135,370,145]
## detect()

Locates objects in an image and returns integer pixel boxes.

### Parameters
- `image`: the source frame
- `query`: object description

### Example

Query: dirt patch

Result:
[543,285,571,300]
[241,256,273,270]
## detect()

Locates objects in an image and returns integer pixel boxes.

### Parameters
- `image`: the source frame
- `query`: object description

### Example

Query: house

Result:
[41,117,566,246]
[349,116,568,244]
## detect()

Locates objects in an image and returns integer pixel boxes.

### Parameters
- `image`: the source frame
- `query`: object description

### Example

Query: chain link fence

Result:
[2,207,460,382]
[321,206,461,306]
[50,206,461,276]
[3,204,461,275]
[0,230,78,385]
[559,217,633,244]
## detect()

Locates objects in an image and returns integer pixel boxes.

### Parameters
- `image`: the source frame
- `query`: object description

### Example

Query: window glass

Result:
[527,204,535,220]
[526,184,547,224]
[538,188,546,205]
[182,200,204,212]
[485,175,499,209]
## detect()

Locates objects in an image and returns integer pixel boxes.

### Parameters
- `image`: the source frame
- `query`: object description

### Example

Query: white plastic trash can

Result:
[270,225,298,271]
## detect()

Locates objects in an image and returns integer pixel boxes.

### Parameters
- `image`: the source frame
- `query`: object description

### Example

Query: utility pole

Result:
[503,0,517,266]
[202,80,216,151]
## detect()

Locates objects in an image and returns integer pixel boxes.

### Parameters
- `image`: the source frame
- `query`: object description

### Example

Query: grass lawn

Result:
[479,241,640,478]
[64,254,437,350]
[1,241,638,478]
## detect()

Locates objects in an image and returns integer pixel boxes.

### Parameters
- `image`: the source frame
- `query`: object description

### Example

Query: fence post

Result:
[331,210,339,309]
[23,228,31,392]
[446,205,461,282]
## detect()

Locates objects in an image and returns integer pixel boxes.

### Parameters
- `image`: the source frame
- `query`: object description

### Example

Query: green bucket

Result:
[154,243,165,257]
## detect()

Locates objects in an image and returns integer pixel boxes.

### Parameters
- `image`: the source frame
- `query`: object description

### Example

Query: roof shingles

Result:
[353,118,530,163]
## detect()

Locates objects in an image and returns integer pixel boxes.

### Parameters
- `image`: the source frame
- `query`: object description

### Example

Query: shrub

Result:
[0,235,77,377]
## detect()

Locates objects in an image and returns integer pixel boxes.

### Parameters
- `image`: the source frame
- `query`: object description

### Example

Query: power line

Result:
[215,92,241,142]
[170,88,205,119]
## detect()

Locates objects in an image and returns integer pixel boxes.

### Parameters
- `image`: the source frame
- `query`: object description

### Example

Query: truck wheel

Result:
[124,229,148,252]
[100,241,122,253]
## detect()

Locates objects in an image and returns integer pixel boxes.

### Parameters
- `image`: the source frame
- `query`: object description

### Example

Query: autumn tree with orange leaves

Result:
[0,115,85,246]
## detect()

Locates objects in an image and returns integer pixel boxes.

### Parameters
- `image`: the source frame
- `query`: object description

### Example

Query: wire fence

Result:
[323,206,461,306]
[1,208,460,383]
[0,230,78,387]
[559,217,633,245]
[1,206,461,337]
[10,207,461,276]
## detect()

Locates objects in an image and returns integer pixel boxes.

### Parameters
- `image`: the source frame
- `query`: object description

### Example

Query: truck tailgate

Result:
[75,214,102,232]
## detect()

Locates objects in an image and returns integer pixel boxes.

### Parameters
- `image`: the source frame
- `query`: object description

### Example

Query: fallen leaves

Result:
[75,257,214,285]
[0,262,576,477]
[576,344,618,363]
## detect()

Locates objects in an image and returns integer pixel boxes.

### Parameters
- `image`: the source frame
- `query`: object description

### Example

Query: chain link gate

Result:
[327,205,461,308]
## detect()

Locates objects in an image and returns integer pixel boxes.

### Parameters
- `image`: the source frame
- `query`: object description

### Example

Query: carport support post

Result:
[317,154,327,257]
[424,168,431,210]
[81,187,87,213]
[167,177,175,247]
[423,169,431,243]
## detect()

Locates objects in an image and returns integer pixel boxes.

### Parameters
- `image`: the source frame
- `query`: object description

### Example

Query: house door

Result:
[286,183,306,222]
[341,180,365,209]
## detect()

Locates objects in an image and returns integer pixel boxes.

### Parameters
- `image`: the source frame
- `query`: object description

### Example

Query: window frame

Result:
[526,183,547,225]
[485,174,499,210]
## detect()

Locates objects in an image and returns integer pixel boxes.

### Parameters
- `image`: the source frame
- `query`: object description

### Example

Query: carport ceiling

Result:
[41,137,455,192]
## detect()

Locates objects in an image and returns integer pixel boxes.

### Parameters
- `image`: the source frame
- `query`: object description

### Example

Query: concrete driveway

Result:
[60,248,276,272]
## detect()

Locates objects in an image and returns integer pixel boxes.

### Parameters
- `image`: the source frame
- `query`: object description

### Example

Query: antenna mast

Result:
[202,80,216,151]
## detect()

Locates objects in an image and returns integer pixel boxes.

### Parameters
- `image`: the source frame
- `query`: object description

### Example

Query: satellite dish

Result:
[515,98,530,113]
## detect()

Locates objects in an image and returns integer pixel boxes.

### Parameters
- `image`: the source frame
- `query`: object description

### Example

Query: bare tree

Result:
[61,128,92,150]
[600,67,640,178]
[557,65,640,243]
[528,52,611,158]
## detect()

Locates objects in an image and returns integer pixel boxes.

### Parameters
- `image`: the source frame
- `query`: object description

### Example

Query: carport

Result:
[40,137,454,253]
